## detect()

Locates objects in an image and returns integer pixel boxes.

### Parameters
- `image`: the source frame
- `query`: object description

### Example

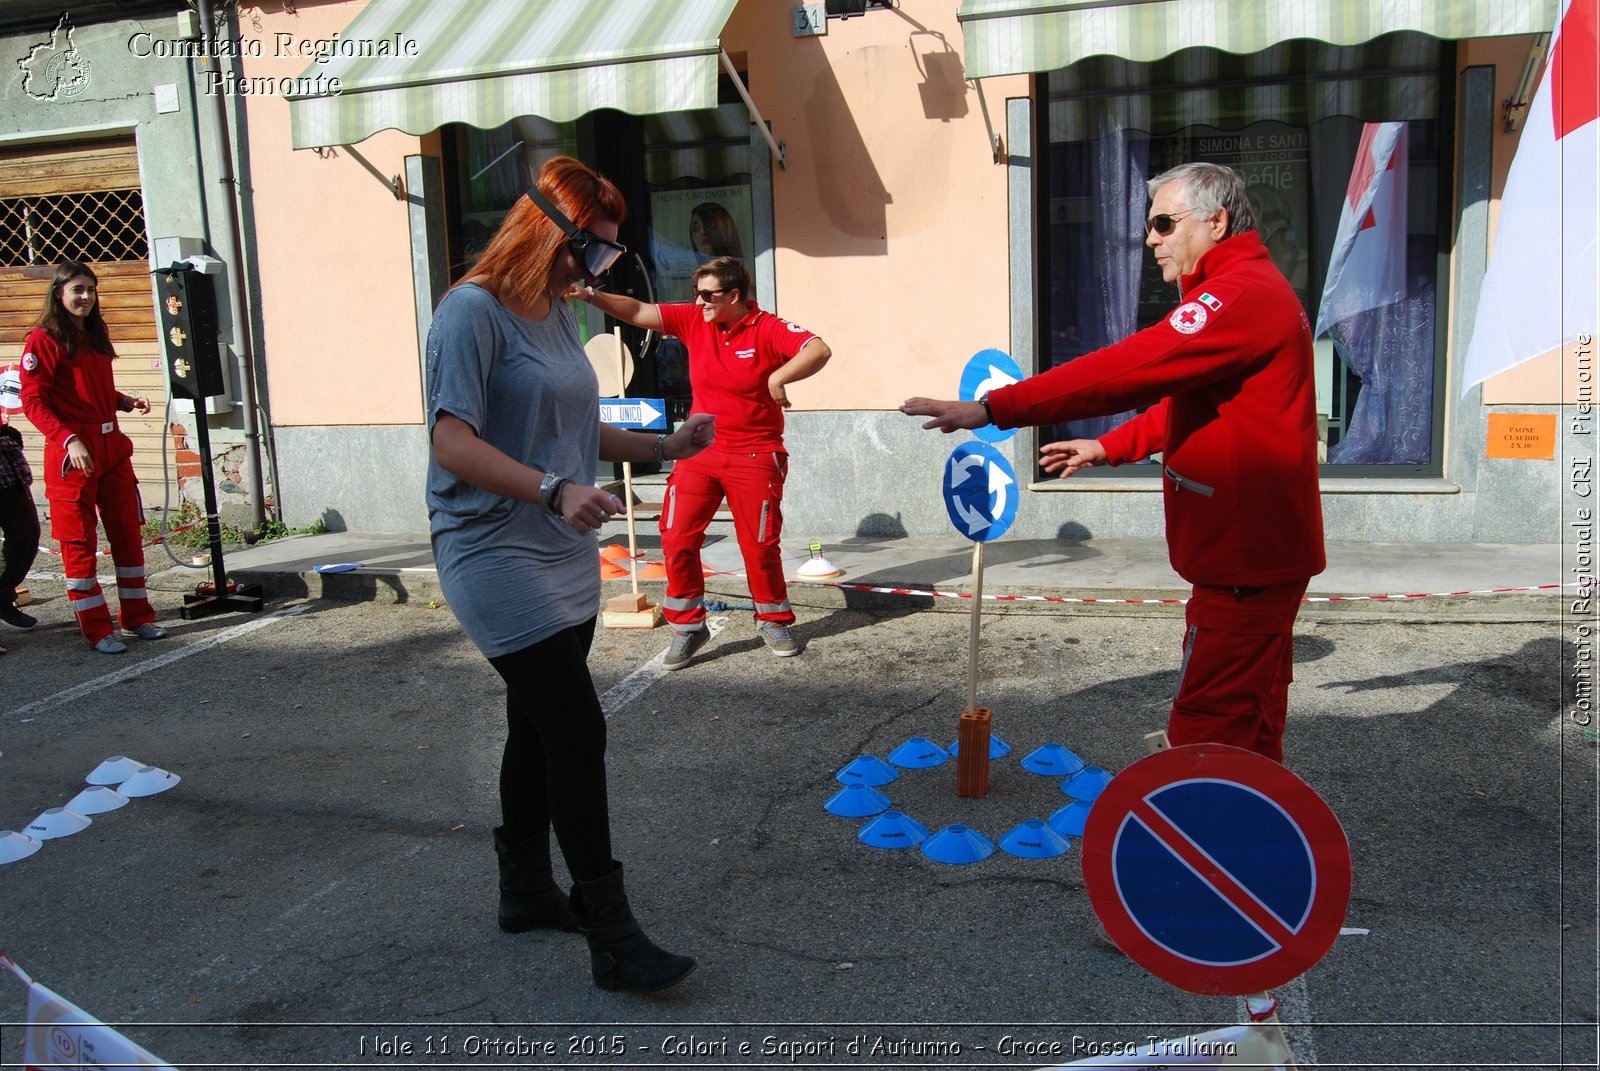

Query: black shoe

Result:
[571,863,696,993]
[0,603,36,630]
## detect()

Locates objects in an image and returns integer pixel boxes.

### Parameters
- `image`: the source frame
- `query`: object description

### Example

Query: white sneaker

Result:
[132,623,168,640]
[94,636,127,654]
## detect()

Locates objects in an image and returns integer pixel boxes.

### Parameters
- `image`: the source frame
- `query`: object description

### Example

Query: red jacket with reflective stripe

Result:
[987,232,1325,587]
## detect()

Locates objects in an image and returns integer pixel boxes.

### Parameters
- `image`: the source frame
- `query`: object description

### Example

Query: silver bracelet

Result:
[653,433,668,464]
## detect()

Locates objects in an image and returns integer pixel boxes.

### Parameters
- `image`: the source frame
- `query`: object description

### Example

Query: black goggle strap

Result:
[525,185,581,239]
[525,186,623,277]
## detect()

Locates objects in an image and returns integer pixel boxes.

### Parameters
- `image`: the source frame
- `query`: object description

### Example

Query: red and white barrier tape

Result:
[37,519,203,557]
[604,549,1569,605]
[792,580,1568,605]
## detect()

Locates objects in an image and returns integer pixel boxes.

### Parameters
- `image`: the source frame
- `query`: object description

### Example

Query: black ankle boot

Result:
[493,826,580,933]
[570,863,696,992]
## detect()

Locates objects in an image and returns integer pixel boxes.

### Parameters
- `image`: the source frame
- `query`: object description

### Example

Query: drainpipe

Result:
[195,0,268,529]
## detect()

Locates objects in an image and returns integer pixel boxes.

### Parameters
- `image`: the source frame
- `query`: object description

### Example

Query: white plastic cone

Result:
[0,830,43,864]
[86,756,146,785]
[67,785,130,815]
[118,766,180,797]
[796,555,842,581]
[26,807,91,840]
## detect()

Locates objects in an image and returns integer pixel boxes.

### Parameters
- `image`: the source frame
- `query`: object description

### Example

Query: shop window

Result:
[1039,33,1450,474]
[641,103,755,422]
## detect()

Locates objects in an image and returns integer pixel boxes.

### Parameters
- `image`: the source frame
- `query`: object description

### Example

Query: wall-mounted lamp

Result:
[793,0,894,39]
[825,0,895,17]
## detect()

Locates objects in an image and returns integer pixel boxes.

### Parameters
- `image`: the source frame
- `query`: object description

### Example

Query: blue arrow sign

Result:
[942,442,1019,542]
[959,348,1024,444]
[598,397,667,430]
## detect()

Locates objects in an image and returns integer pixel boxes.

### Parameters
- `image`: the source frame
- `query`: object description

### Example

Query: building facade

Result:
[3,0,1583,549]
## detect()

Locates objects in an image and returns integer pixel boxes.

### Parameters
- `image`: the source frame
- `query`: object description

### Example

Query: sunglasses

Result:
[1145,209,1206,236]
[693,288,729,302]
[525,186,627,280]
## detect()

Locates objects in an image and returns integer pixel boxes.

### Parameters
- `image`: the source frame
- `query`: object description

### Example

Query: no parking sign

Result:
[1081,744,1351,996]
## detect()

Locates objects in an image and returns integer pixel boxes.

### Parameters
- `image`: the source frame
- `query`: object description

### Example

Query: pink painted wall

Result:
[722,3,1029,409]
[237,0,424,426]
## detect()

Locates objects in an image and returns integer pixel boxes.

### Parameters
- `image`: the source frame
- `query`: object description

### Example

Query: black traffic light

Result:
[155,265,227,400]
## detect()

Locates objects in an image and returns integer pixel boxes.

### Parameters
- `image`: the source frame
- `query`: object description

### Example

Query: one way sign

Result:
[941,442,1018,542]
[598,398,667,430]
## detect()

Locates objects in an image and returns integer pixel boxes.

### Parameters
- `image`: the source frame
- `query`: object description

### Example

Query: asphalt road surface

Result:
[1,582,1593,1069]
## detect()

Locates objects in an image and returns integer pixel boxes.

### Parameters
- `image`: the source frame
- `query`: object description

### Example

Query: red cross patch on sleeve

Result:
[1168,302,1209,335]
[21,352,37,373]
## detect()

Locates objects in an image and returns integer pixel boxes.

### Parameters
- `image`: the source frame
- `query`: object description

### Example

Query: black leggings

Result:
[488,617,613,882]
[0,484,40,604]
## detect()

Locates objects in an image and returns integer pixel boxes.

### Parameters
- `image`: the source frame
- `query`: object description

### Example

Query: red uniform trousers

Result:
[1167,579,1309,763]
[659,447,793,632]
[43,427,154,645]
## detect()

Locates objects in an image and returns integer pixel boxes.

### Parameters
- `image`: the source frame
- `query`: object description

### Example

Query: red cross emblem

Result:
[1168,302,1209,335]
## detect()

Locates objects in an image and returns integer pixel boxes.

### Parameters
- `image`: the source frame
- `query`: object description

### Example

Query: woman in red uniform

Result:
[20,262,166,654]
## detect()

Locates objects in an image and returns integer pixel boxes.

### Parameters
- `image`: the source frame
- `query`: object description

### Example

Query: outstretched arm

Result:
[900,396,989,434]
[1038,438,1107,477]
[569,284,665,333]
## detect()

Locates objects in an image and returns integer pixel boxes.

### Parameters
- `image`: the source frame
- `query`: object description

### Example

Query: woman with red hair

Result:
[427,156,714,994]
[20,261,165,654]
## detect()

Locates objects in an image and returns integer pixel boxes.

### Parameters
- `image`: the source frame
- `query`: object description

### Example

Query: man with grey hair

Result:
[903,162,1324,764]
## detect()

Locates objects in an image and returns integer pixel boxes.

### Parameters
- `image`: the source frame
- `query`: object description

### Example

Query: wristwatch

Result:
[978,392,994,423]
[539,471,567,514]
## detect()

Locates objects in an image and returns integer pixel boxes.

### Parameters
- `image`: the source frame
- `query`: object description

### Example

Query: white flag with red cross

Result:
[1461,0,1598,394]
[1314,121,1409,338]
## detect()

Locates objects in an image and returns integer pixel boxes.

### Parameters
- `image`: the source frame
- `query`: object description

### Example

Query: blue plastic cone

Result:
[1061,765,1113,800]
[999,819,1073,859]
[825,783,893,818]
[859,810,930,849]
[888,736,950,769]
[947,735,1011,760]
[1048,800,1095,837]
[921,824,996,864]
[1020,743,1087,777]
[835,754,899,787]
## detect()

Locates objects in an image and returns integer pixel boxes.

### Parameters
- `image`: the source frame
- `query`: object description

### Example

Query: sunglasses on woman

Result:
[525,186,627,279]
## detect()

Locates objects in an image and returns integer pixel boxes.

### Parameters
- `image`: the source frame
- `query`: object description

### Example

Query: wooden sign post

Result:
[956,541,992,797]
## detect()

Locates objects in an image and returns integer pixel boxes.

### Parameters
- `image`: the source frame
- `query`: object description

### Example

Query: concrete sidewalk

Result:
[145,529,1568,619]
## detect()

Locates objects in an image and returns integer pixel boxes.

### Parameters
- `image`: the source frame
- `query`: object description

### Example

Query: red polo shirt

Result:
[658,302,817,452]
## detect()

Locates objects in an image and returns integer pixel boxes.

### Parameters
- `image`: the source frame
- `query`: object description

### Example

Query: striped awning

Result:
[957,0,1558,78]
[287,0,738,149]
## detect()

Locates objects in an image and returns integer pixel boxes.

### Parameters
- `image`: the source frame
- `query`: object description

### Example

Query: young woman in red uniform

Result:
[20,261,166,654]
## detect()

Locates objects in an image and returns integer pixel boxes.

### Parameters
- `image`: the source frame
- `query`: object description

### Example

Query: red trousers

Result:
[43,430,154,645]
[1167,579,1309,763]
[659,447,793,631]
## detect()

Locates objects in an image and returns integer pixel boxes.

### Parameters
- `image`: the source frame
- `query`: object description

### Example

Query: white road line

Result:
[599,615,726,718]
[9,604,313,722]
